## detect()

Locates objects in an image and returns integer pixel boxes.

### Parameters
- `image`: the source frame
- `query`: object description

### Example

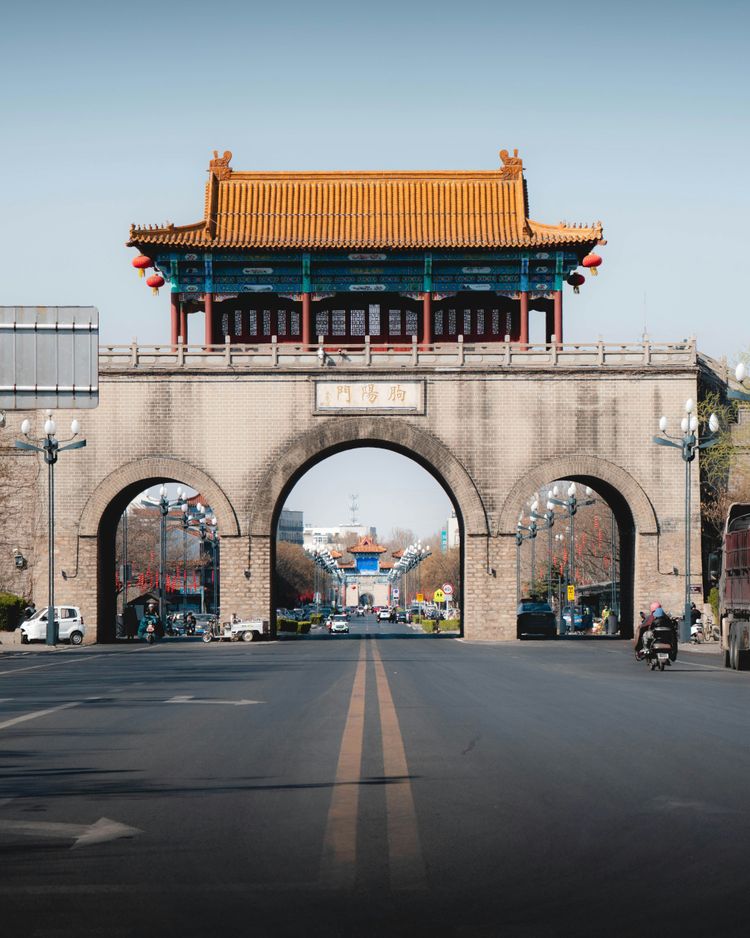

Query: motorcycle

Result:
[144,623,156,645]
[642,621,677,671]
[690,620,705,643]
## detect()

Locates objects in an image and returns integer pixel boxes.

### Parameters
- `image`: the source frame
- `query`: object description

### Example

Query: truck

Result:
[713,503,750,670]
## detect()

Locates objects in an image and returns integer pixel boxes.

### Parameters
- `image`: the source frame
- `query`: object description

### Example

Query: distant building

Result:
[278,509,304,545]
[303,523,376,553]
[447,510,460,549]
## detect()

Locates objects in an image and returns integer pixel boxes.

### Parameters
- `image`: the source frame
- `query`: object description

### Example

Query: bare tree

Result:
[274,542,315,608]
[385,527,417,552]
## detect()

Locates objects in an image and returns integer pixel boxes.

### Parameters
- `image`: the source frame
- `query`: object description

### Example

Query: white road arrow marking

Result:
[166,695,263,706]
[0,817,142,849]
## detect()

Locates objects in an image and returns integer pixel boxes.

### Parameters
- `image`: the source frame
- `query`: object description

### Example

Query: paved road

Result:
[0,618,746,937]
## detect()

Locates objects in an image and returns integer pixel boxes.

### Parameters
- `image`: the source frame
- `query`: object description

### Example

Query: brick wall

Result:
[0,360,703,641]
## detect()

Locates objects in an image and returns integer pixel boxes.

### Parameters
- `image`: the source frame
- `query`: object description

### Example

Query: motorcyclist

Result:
[185,611,197,635]
[138,601,165,641]
[635,601,677,661]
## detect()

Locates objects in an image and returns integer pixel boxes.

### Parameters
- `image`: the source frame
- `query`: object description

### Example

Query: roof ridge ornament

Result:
[498,148,523,179]
[209,150,233,180]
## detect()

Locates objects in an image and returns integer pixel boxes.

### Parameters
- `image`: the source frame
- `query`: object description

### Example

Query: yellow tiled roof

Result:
[129,150,603,251]
[348,535,388,554]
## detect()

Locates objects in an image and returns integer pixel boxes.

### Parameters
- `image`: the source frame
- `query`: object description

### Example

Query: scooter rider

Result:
[138,601,165,641]
[635,601,677,661]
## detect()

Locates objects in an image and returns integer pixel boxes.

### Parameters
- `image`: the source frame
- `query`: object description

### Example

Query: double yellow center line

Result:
[319,639,426,891]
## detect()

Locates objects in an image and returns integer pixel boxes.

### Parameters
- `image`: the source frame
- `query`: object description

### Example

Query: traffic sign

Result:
[392,587,400,599]
[442,583,454,595]
[416,593,424,603]
[567,585,576,602]
[433,589,446,603]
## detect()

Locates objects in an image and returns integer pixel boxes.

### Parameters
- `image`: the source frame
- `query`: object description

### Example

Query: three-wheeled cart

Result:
[202,618,268,643]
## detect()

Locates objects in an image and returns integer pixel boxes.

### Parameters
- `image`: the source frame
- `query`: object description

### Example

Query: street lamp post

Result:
[387,541,431,610]
[15,414,86,646]
[554,532,565,619]
[529,496,557,603]
[548,483,596,634]
[653,400,719,642]
[209,517,219,615]
[144,486,186,622]
[516,512,537,601]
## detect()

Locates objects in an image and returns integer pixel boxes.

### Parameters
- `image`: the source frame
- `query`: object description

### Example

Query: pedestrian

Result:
[123,605,138,640]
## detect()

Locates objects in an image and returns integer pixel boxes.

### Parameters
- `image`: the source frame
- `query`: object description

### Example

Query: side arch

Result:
[249,417,489,537]
[78,456,240,537]
[497,455,658,536]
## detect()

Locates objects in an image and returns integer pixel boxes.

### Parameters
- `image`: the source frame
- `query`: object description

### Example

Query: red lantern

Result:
[567,272,585,294]
[146,273,165,295]
[132,255,153,278]
[581,253,602,276]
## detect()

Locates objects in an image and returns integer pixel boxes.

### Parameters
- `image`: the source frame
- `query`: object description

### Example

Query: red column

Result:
[180,304,188,344]
[422,291,432,348]
[301,292,311,347]
[204,293,214,347]
[545,308,554,344]
[519,291,529,348]
[553,290,563,345]
[171,294,180,350]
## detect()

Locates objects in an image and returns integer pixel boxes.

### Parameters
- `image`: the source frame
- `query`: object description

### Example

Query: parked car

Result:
[516,601,557,639]
[562,605,593,632]
[20,606,85,645]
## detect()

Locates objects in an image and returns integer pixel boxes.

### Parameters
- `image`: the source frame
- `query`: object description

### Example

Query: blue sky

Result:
[2,0,747,535]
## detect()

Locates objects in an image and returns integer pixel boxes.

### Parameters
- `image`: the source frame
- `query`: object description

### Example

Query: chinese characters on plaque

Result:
[315,381,423,412]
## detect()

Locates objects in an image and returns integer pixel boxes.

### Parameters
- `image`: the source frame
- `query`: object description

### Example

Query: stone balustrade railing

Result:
[98,336,698,371]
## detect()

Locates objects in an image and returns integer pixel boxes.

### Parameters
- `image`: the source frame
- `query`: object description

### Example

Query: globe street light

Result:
[653,400,720,641]
[388,541,431,610]
[548,482,596,634]
[529,495,558,603]
[144,485,186,621]
[516,510,537,602]
[14,414,86,645]
[177,501,208,616]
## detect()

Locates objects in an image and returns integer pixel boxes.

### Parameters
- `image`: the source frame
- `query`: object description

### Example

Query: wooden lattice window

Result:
[350,310,366,336]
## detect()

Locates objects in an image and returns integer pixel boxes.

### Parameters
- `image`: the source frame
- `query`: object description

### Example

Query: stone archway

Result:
[244,417,490,636]
[76,457,239,642]
[497,455,659,639]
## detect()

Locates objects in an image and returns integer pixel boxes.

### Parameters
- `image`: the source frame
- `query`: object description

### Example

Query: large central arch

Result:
[248,417,490,634]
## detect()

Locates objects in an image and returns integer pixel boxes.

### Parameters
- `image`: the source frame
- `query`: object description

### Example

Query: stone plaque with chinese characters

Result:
[315,381,424,413]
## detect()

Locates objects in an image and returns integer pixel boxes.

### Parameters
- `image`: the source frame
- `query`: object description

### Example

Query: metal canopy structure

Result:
[0,307,99,410]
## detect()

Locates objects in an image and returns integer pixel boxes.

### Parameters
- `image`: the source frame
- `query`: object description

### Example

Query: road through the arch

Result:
[0,623,746,938]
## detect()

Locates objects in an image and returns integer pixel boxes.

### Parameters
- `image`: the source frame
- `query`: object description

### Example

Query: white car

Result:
[328,615,349,634]
[20,606,85,645]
